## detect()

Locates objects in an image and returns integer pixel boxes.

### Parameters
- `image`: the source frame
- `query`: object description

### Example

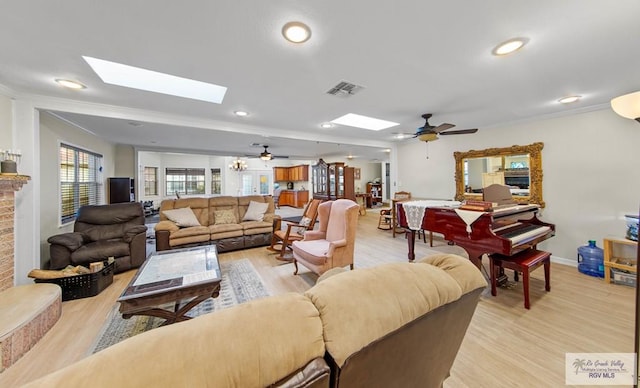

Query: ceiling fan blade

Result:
[432,123,455,133]
[439,128,478,135]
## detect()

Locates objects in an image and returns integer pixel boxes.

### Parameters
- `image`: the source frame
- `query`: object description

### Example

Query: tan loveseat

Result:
[154,195,279,252]
[23,254,486,388]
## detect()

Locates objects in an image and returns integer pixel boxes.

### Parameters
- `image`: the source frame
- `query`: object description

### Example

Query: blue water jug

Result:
[577,240,604,278]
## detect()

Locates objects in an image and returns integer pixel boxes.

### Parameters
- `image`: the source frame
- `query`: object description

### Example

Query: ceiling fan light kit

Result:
[412,113,478,142]
[417,133,438,142]
[611,91,640,122]
[260,145,273,161]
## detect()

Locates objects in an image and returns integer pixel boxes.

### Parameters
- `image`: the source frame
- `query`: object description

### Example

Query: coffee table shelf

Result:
[118,245,221,325]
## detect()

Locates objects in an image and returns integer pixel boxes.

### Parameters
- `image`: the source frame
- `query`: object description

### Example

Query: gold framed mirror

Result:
[454,142,545,207]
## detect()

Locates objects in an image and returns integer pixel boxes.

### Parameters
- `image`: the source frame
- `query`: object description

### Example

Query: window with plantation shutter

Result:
[59,144,103,224]
[211,168,221,195]
[144,166,158,196]
[166,168,205,196]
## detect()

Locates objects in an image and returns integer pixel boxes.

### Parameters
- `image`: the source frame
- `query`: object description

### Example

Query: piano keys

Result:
[396,202,555,268]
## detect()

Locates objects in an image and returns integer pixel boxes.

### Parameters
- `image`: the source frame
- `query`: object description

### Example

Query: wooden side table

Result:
[603,237,637,284]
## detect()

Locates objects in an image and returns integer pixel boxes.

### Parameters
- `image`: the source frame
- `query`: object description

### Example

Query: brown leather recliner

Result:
[47,202,147,273]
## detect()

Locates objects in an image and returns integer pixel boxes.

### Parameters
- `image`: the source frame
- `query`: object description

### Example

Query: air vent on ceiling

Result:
[250,143,263,147]
[326,80,364,97]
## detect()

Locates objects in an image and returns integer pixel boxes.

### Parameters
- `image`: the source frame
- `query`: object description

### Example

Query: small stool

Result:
[489,249,551,309]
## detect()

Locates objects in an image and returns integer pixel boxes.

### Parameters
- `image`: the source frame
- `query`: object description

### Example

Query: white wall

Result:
[0,94,13,149]
[396,107,640,261]
[39,112,117,267]
[114,144,135,179]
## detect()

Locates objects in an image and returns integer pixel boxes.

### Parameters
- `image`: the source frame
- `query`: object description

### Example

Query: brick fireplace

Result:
[0,175,30,291]
[0,174,63,373]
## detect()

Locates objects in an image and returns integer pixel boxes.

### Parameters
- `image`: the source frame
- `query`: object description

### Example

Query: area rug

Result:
[89,258,269,354]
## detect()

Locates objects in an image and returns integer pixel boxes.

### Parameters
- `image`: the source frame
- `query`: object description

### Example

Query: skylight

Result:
[82,56,227,104]
[330,113,399,131]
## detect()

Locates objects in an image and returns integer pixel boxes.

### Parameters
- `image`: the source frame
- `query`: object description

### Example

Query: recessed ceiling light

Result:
[83,56,227,104]
[330,113,399,131]
[558,95,581,104]
[320,123,333,129]
[55,79,86,89]
[234,110,249,117]
[282,22,312,43]
[492,37,529,56]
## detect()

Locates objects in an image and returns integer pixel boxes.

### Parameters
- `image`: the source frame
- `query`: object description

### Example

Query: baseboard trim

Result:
[551,255,576,267]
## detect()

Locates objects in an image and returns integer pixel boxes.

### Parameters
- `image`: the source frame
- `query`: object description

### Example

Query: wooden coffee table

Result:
[118,245,221,325]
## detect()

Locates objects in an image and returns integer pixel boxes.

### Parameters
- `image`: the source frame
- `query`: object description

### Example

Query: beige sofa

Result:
[154,195,279,252]
[23,253,486,388]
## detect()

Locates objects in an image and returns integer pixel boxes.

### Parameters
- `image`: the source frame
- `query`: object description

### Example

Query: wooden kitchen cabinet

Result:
[274,167,289,182]
[273,165,309,182]
[278,190,309,208]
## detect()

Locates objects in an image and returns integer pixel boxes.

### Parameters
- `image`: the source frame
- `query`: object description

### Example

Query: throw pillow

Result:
[295,216,312,236]
[214,209,237,225]
[242,201,269,222]
[163,207,201,227]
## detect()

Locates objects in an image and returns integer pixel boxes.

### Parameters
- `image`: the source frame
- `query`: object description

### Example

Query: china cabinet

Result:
[312,159,355,201]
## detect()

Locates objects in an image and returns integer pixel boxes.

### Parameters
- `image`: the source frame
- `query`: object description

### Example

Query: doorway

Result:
[239,170,272,196]
[385,162,390,200]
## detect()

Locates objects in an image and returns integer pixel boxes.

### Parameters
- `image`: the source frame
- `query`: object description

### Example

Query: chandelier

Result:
[229,158,247,171]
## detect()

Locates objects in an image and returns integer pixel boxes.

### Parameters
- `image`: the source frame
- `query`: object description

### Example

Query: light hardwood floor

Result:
[0,207,635,387]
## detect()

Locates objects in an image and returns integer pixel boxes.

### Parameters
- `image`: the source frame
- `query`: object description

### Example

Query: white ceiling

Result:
[1,1,639,162]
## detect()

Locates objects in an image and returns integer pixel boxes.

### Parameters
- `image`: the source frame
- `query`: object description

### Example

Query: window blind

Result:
[211,168,221,195]
[166,168,205,195]
[59,144,103,224]
[144,166,158,196]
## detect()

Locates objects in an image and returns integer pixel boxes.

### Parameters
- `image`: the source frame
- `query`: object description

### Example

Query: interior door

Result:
[240,170,272,196]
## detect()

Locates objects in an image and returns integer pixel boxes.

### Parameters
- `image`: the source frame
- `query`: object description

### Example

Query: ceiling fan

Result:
[246,145,289,161]
[410,113,478,142]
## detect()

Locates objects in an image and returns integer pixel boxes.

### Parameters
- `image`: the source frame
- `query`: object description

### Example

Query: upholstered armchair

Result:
[291,199,359,276]
[47,202,147,273]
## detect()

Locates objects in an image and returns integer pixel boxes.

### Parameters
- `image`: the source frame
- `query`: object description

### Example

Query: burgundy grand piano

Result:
[396,202,555,268]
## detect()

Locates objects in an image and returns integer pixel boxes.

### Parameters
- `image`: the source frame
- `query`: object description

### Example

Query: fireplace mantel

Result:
[0,175,30,191]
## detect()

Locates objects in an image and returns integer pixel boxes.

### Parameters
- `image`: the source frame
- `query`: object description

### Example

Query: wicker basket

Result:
[35,262,115,301]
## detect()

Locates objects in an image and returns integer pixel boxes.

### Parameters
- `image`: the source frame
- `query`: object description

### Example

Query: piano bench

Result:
[489,249,551,309]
